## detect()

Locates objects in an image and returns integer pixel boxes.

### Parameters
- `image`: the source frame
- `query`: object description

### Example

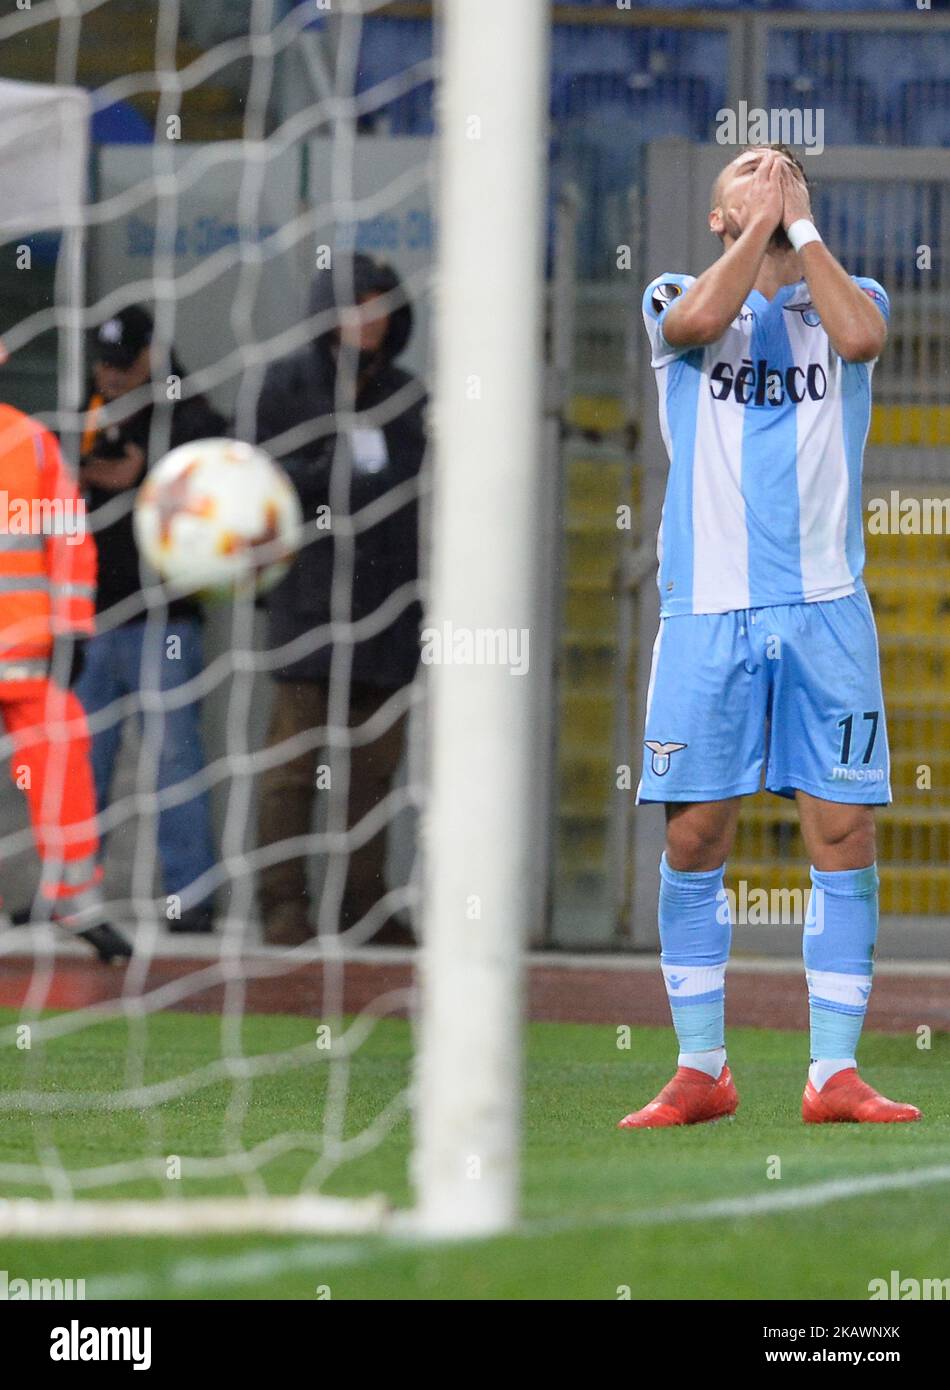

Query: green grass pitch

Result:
[0,1008,947,1300]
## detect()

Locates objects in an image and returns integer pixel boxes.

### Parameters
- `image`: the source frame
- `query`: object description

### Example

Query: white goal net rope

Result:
[0,0,435,1237]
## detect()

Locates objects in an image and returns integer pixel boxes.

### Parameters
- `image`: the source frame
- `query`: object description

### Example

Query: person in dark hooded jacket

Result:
[254,255,426,947]
[75,305,226,936]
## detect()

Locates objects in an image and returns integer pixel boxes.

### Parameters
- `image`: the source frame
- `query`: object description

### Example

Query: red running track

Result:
[0,954,946,1034]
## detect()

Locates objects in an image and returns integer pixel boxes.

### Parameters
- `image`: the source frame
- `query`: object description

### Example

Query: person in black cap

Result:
[75,305,227,934]
[254,255,426,948]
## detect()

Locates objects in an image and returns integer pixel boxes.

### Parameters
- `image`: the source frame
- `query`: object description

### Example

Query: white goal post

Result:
[413,0,550,1236]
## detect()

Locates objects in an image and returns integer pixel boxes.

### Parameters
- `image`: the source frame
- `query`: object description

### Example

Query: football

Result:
[133,437,303,596]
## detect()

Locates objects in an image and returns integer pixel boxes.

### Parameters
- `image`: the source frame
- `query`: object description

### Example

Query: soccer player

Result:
[620,144,920,1128]
[0,402,131,963]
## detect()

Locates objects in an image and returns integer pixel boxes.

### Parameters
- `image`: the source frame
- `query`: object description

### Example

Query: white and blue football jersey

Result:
[642,272,890,616]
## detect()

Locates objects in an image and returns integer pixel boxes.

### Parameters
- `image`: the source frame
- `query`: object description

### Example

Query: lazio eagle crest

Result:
[644,740,687,776]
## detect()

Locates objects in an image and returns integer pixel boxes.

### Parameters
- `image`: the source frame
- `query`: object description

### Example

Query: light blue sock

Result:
[804,864,879,1069]
[658,853,731,1057]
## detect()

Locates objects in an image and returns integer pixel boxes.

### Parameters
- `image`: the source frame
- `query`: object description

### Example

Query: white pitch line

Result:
[90,1239,377,1300]
[524,1163,950,1239]
[85,1163,950,1298]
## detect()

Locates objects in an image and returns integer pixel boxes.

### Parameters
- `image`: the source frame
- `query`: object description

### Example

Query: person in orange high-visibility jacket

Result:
[0,402,131,962]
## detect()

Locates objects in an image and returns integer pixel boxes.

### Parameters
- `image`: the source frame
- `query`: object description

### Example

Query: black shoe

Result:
[7,903,132,963]
[168,904,215,935]
[74,923,133,964]
[363,916,416,948]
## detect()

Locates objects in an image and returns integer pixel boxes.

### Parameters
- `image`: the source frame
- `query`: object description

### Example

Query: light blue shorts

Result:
[637,587,891,806]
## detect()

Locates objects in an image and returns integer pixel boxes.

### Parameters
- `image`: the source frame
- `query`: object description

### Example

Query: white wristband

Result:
[788,219,822,253]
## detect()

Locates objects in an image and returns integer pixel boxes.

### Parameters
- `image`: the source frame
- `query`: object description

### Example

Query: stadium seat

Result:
[280,0,328,27]
[765,30,805,79]
[766,75,878,147]
[383,82,435,136]
[811,181,936,284]
[847,32,947,100]
[549,24,723,89]
[791,0,912,10]
[91,99,154,144]
[356,16,433,131]
[553,74,711,277]
[660,30,731,103]
[555,71,712,134]
[633,0,793,10]
[550,25,654,79]
[357,16,432,85]
[890,81,950,148]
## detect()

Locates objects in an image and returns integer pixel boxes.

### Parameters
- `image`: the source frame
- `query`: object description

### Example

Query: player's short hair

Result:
[711,142,811,211]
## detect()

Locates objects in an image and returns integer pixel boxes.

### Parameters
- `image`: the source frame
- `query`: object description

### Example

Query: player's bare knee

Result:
[665,807,732,873]
[811,809,877,871]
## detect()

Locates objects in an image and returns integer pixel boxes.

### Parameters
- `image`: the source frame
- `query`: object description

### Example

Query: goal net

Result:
[0,0,549,1244]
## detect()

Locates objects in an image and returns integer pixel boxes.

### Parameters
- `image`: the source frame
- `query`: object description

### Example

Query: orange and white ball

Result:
[134,438,302,596]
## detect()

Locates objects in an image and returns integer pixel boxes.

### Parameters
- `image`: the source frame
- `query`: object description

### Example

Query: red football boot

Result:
[802,1068,922,1124]
[617,1064,738,1129]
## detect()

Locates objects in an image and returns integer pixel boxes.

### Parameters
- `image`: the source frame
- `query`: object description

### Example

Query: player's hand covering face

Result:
[780,162,813,231]
[722,149,785,240]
